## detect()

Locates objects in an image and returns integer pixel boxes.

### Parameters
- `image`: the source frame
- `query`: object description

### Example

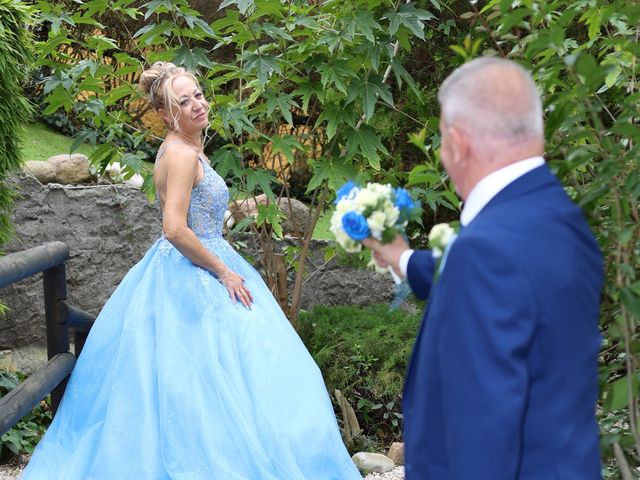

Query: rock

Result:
[23,160,56,184]
[387,442,404,466]
[0,350,17,372]
[0,173,162,349]
[47,153,95,184]
[9,343,48,375]
[352,452,395,474]
[228,194,310,236]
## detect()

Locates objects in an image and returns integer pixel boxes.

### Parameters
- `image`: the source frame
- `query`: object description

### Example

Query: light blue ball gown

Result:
[21,149,362,479]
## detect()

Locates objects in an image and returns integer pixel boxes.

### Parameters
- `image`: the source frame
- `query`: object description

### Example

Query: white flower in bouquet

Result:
[428,223,456,258]
[354,188,380,210]
[367,211,387,240]
[368,182,393,197]
[384,204,400,227]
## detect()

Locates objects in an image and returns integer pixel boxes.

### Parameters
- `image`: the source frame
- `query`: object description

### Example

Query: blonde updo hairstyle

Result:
[139,61,201,131]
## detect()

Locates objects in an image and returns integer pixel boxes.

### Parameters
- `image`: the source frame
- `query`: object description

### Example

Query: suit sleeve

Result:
[437,236,536,479]
[406,250,436,300]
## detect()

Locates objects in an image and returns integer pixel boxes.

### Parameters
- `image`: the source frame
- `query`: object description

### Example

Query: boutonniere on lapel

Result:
[429,223,458,281]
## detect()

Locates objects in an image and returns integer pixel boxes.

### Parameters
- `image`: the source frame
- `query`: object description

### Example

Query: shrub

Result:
[299,303,422,450]
[0,371,52,459]
[0,0,34,246]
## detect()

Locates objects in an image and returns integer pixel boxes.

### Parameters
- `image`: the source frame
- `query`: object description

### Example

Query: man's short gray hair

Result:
[438,57,544,141]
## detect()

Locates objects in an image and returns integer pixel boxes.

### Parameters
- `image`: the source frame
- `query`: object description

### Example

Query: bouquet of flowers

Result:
[330,181,421,252]
[330,181,420,308]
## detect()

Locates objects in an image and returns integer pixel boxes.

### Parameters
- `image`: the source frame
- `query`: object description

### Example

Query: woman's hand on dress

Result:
[219,269,254,308]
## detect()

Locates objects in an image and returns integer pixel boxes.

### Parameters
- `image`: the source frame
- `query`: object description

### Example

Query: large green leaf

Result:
[255,203,284,239]
[40,11,75,34]
[307,158,358,193]
[218,105,259,137]
[293,80,321,114]
[132,20,173,46]
[318,60,356,95]
[349,11,383,43]
[265,92,298,126]
[219,0,255,16]
[243,53,281,85]
[345,125,389,170]
[383,4,435,40]
[345,75,394,120]
[172,46,214,71]
[270,135,305,164]
[315,103,356,140]
[211,147,244,178]
[604,375,638,413]
[246,169,277,199]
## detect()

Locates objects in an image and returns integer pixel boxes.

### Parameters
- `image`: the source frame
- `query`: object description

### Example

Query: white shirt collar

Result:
[460,156,545,227]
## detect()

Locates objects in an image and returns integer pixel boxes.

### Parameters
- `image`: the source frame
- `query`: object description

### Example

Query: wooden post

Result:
[42,264,70,415]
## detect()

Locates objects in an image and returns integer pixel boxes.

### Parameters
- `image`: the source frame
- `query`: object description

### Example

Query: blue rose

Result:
[394,187,414,212]
[335,181,357,204]
[342,211,370,241]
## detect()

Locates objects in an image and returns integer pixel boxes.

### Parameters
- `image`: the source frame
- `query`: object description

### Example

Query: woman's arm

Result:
[161,146,253,307]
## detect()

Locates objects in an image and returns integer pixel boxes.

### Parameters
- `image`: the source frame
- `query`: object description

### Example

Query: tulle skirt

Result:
[21,237,361,479]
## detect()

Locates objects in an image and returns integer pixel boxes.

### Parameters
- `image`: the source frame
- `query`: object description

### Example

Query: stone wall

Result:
[0,173,393,350]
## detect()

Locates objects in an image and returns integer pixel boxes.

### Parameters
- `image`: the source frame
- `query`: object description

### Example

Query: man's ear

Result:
[448,126,469,166]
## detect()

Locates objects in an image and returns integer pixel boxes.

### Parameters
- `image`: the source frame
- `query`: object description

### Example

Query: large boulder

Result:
[228,194,310,236]
[47,153,95,184]
[23,160,56,184]
[352,452,395,474]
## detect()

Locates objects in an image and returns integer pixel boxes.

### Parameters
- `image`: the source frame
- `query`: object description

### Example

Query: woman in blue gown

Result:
[21,61,362,480]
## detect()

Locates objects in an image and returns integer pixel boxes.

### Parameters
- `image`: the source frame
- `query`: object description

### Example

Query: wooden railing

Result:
[0,242,96,436]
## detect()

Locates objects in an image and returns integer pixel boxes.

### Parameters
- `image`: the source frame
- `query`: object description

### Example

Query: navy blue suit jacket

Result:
[404,165,603,479]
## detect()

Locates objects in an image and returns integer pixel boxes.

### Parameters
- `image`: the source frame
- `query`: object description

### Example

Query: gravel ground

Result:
[0,457,404,479]
[364,466,405,479]
[0,455,28,480]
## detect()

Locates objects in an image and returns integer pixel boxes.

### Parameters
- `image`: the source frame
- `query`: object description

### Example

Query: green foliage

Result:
[0,0,34,245]
[299,303,421,449]
[31,0,436,198]
[0,371,52,458]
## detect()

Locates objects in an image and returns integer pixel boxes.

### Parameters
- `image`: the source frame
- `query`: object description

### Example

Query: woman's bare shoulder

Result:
[159,143,199,168]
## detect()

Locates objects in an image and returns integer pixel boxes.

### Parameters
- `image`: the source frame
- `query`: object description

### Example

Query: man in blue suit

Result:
[364,57,603,479]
